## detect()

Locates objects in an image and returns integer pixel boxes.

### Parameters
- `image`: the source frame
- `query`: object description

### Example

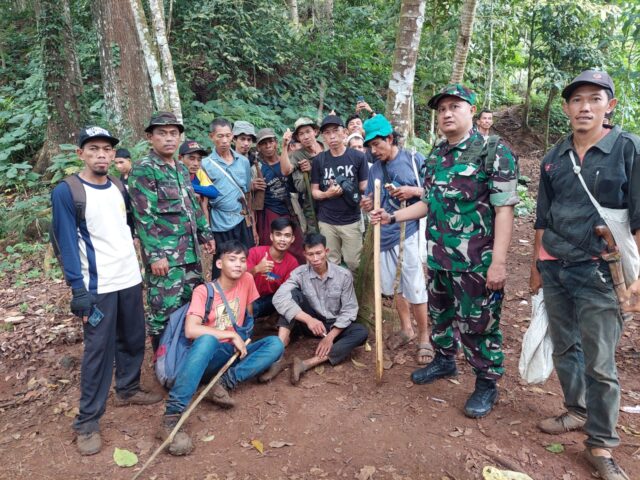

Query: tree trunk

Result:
[522,9,536,131]
[148,0,182,121]
[130,0,168,112]
[543,86,558,150]
[34,0,83,174]
[313,0,333,34]
[385,0,426,141]
[92,0,154,142]
[485,0,494,109]
[288,0,299,28]
[449,0,478,84]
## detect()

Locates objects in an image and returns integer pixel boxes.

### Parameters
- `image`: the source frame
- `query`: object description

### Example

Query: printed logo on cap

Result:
[593,73,602,79]
[188,141,200,149]
[86,126,111,137]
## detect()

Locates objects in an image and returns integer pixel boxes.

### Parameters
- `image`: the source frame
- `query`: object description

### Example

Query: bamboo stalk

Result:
[373,180,383,383]
[132,339,251,480]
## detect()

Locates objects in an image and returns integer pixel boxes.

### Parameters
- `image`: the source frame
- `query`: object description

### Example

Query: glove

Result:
[70,287,93,318]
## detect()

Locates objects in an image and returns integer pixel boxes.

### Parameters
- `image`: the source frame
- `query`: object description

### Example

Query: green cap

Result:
[363,114,394,146]
[145,111,184,133]
[427,83,476,110]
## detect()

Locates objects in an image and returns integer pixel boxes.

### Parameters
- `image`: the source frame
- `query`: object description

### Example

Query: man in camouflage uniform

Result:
[371,84,518,418]
[129,112,216,348]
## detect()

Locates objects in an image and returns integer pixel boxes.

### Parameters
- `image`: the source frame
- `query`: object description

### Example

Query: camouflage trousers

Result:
[427,269,504,380]
[146,262,203,336]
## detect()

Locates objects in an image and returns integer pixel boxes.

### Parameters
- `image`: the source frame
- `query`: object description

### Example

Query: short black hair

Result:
[346,114,361,126]
[271,217,294,233]
[478,109,493,118]
[216,240,248,260]
[210,118,233,133]
[303,233,326,249]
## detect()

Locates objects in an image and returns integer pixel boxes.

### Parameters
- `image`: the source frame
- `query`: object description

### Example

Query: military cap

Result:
[292,117,318,141]
[427,83,477,110]
[561,70,615,100]
[144,111,184,133]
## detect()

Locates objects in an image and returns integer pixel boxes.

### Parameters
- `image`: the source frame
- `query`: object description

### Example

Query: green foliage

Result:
[0,192,51,242]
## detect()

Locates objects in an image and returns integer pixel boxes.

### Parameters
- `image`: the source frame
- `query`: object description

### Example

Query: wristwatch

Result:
[389,214,396,225]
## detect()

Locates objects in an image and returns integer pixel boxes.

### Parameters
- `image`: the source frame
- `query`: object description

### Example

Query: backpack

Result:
[50,174,127,285]
[155,283,216,389]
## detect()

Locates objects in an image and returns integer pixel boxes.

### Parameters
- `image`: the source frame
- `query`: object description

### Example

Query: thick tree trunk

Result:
[288,0,299,28]
[385,0,426,141]
[92,0,154,141]
[148,0,182,121]
[450,0,478,84]
[130,0,168,112]
[34,0,83,174]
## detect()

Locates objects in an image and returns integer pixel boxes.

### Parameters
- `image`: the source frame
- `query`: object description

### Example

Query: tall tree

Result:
[92,0,154,141]
[385,0,426,140]
[288,0,299,28]
[34,0,83,174]
[313,0,333,33]
[450,0,477,83]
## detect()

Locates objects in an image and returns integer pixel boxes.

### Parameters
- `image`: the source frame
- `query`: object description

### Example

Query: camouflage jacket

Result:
[129,149,213,267]
[422,128,519,273]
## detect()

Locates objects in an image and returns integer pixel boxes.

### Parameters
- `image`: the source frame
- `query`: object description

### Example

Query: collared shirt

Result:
[422,128,519,272]
[535,125,640,262]
[201,149,252,233]
[365,148,425,251]
[129,149,212,267]
[272,262,358,329]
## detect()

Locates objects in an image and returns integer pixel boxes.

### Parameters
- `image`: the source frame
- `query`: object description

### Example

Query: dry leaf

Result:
[364,341,372,352]
[448,379,461,385]
[351,358,366,369]
[314,365,325,375]
[202,434,216,442]
[356,465,376,480]
[251,439,264,454]
[268,440,293,448]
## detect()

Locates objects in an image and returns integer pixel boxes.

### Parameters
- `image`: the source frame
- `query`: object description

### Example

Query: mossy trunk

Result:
[34,0,83,174]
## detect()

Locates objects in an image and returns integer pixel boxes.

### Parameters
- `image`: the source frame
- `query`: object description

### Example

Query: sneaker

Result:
[411,353,457,385]
[113,388,163,407]
[204,383,235,409]
[258,358,286,383]
[77,431,102,456]
[537,411,586,435]
[156,414,193,456]
[584,449,630,480]
[464,378,499,418]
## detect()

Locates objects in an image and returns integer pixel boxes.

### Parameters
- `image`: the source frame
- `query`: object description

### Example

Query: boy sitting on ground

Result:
[157,240,284,456]
[247,217,299,319]
[270,233,368,385]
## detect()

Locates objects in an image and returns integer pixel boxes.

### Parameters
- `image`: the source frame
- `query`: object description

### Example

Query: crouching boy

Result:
[157,240,284,456]
[270,233,368,384]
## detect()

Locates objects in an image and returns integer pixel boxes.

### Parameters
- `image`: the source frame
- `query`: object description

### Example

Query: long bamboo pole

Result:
[373,180,383,383]
[132,339,251,480]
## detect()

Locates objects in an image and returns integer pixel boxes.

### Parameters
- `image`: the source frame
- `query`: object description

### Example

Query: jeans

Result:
[538,259,623,449]
[165,335,283,415]
[253,294,275,318]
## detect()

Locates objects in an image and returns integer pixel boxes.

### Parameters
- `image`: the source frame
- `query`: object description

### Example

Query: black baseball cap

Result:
[77,126,119,148]
[179,140,208,156]
[115,148,131,158]
[561,70,615,100]
[145,111,185,133]
[319,114,345,132]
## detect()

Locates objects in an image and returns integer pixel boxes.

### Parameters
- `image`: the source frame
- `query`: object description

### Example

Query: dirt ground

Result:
[1,118,640,480]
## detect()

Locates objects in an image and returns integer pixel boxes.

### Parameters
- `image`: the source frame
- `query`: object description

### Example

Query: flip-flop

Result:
[416,343,434,365]
[386,330,416,350]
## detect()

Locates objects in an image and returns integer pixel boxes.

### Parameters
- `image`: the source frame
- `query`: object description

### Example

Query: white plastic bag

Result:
[518,290,554,384]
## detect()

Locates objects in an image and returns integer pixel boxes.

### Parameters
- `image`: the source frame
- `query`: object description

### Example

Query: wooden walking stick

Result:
[132,339,252,480]
[373,179,383,383]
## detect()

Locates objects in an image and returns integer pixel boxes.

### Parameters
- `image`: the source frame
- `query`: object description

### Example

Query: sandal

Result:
[416,343,434,365]
[386,330,416,350]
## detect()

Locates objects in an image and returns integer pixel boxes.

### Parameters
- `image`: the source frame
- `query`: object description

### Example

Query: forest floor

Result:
[1,113,640,480]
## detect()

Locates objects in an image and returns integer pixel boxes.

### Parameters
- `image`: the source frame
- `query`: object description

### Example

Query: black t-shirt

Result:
[310,148,369,225]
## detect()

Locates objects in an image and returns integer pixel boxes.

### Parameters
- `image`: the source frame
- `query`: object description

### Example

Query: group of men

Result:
[51,69,638,480]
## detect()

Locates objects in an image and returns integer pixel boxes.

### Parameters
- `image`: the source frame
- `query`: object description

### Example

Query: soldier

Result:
[129,112,216,349]
[370,84,519,418]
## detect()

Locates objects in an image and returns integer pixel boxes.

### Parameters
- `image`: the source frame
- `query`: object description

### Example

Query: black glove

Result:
[70,287,93,318]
